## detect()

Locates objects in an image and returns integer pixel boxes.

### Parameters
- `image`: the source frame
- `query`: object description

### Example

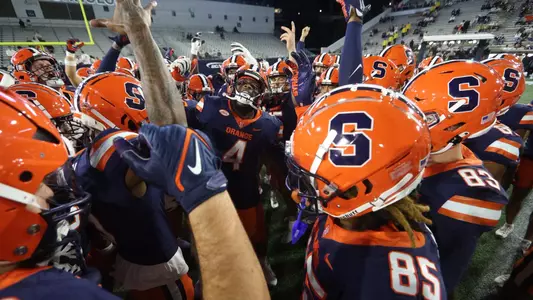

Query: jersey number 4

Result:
[223,140,247,170]
[389,251,441,300]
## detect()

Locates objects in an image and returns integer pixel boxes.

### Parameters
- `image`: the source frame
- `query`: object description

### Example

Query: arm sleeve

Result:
[97,47,121,73]
[296,41,305,52]
[339,22,363,86]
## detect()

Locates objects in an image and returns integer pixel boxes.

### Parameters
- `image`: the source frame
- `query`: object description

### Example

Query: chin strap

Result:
[224,92,260,110]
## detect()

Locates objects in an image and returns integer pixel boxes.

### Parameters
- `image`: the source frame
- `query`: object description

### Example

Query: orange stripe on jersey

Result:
[0,266,51,290]
[91,133,137,171]
[196,98,204,112]
[486,138,521,161]
[447,195,504,210]
[438,195,504,227]
[520,111,533,125]
[228,99,262,128]
[321,216,426,248]
[91,130,123,152]
[178,274,195,300]
[174,130,192,191]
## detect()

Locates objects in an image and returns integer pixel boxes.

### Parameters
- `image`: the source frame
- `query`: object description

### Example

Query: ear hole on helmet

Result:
[339,186,358,200]
[19,171,33,182]
[33,127,60,144]
[127,120,138,132]
[444,122,465,132]
[363,179,373,194]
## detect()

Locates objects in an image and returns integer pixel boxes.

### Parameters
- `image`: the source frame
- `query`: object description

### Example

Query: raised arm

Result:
[64,38,85,87]
[337,0,365,85]
[90,0,187,126]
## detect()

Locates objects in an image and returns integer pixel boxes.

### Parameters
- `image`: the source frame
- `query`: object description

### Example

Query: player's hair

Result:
[384,196,433,247]
[340,196,432,248]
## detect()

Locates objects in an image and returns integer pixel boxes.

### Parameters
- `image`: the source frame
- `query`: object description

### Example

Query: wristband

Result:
[66,51,76,58]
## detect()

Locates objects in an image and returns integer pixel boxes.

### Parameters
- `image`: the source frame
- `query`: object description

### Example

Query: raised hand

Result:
[300,26,311,42]
[230,42,258,65]
[90,0,157,35]
[280,21,297,55]
[66,38,85,53]
[336,0,371,22]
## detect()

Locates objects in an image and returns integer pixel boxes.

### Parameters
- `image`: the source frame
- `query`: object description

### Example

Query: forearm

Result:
[127,24,187,126]
[339,18,363,85]
[64,52,83,87]
[98,45,121,73]
[190,192,269,300]
[296,41,305,51]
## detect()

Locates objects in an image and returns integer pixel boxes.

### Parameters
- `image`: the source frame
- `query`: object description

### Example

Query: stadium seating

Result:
[0,17,287,67]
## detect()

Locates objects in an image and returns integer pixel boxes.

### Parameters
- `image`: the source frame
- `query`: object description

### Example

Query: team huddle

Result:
[1,0,533,299]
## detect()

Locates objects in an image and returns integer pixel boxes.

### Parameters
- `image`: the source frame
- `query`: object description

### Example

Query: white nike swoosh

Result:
[349,64,362,79]
[188,139,202,175]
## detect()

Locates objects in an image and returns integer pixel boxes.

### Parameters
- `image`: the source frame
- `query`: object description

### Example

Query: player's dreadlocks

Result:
[338,196,432,248]
[384,196,433,248]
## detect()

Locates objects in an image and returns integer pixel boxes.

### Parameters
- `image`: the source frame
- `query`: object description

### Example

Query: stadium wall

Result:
[10,0,275,34]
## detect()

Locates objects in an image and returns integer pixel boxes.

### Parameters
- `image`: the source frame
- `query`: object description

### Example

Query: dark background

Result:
[273,0,398,52]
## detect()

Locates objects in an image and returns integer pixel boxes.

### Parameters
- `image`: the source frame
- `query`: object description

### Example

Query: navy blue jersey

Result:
[217,83,230,97]
[498,102,533,132]
[196,96,281,177]
[0,267,119,299]
[418,145,508,291]
[464,122,523,168]
[524,133,533,158]
[74,129,179,265]
[303,215,446,300]
[263,94,297,142]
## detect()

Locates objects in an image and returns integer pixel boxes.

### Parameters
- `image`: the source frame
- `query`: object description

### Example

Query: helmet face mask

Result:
[29,58,65,88]
[268,75,289,94]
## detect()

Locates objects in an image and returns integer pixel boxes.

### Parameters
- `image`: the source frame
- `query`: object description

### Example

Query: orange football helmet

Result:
[332,54,341,68]
[363,55,401,90]
[11,47,64,88]
[380,45,416,86]
[74,72,149,132]
[8,83,92,152]
[417,56,444,73]
[287,84,431,218]
[187,74,214,101]
[91,59,102,71]
[493,53,524,72]
[221,55,247,83]
[403,60,503,154]
[0,69,16,88]
[76,67,94,79]
[0,87,91,264]
[313,53,334,76]
[116,57,137,72]
[316,67,339,97]
[226,64,267,109]
[266,61,292,94]
[483,58,525,115]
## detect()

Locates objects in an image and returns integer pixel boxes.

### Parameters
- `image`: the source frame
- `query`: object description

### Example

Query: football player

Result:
[187,73,214,101]
[381,44,417,88]
[315,66,339,97]
[463,58,525,184]
[0,88,114,299]
[362,55,401,90]
[73,72,194,299]
[312,53,333,81]
[403,60,509,295]
[492,62,533,243]
[287,85,444,299]
[195,64,282,286]
[218,54,247,96]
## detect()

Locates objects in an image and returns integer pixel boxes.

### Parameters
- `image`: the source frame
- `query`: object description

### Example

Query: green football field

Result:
[264,87,533,300]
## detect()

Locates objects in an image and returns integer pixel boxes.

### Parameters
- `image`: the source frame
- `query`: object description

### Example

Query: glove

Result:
[113,124,228,214]
[170,56,191,82]
[336,0,371,21]
[230,42,258,66]
[164,47,175,60]
[286,51,315,106]
[108,34,130,48]
[66,38,84,54]
[191,37,202,56]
